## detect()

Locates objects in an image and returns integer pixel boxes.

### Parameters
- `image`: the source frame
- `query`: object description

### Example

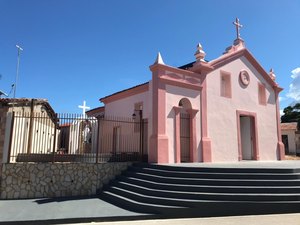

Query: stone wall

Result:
[0,162,131,199]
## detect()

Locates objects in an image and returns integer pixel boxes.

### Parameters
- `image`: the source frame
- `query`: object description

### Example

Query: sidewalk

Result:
[1,196,300,225]
[65,213,300,225]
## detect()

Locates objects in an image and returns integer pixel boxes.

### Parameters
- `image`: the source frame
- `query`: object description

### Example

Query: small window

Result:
[258,83,267,105]
[220,71,232,98]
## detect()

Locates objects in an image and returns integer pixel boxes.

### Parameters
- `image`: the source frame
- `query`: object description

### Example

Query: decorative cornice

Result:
[190,61,214,74]
[150,62,202,78]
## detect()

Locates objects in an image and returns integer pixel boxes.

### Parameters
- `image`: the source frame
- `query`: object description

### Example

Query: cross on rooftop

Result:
[78,100,90,115]
[233,18,243,40]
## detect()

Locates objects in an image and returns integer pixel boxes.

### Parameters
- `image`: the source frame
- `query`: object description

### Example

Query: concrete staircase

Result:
[100,163,300,217]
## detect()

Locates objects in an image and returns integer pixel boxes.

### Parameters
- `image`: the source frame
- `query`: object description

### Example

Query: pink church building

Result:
[99,21,284,164]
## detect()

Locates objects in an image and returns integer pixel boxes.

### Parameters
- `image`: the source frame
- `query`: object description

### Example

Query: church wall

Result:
[165,84,201,163]
[147,81,153,154]
[206,56,278,162]
[103,85,152,155]
[104,91,150,119]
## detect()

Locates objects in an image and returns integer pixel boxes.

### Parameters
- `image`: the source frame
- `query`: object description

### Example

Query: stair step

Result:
[103,190,186,208]
[123,171,300,186]
[100,163,300,216]
[127,167,300,180]
[101,190,300,216]
[132,163,300,174]
[116,176,300,193]
[109,181,300,202]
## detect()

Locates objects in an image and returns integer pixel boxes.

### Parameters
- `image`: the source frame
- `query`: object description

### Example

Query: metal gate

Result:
[180,113,190,162]
[6,112,148,163]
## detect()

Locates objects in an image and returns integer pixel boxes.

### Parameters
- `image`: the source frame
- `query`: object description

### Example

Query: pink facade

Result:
[99,37,284,163]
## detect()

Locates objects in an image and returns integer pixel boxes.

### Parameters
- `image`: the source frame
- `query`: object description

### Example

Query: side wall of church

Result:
[103,84,153,154]
[104,91,150,119]
[206,56,278,161]
[165,85,201,163]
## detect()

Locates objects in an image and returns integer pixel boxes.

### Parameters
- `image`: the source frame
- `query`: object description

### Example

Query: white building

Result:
[281,122,300,155]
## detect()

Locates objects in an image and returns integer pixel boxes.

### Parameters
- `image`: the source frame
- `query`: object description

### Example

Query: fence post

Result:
[95,117,100,163]
[26,99,35,154]
[141,119,145,161]
[52,113,58,163]
[139,110,143,161]
[6,112,15,163]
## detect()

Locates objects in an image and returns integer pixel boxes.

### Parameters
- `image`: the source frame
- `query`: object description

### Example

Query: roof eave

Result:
[100,82,149,104]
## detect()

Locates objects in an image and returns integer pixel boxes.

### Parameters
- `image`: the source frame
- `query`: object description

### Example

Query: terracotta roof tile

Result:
[281,122,298,131]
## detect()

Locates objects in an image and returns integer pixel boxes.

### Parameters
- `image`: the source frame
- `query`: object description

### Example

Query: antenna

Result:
[13,44,23,99]
[7,84,14,97]
[0,90,8,97]
[16,45,23,51]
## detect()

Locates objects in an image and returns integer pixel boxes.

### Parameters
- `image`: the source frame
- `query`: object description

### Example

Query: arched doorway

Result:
[178,98,192,162]
[180,112,190,162]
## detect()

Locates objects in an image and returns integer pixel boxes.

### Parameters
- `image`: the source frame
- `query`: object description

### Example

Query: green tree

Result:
[281,103,300,130]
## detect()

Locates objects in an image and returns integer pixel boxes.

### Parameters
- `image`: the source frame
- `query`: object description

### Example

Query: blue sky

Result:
[0,0,299,114]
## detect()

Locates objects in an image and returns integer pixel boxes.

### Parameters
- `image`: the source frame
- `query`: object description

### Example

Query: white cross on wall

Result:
[78,100,90,115]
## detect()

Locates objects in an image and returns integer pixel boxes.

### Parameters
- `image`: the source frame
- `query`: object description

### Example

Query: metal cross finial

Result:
[233,18,243,40]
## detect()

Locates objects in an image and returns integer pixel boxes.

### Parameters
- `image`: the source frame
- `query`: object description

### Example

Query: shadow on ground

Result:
[98,192,300,219]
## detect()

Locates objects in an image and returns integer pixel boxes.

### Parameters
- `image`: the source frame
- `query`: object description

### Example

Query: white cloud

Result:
[279,96,286,102]
[280,109,284,116]
[286,67,300,101]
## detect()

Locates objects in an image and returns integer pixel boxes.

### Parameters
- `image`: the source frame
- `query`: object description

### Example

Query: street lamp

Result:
[13,44,23,99]
[132,112,137,120]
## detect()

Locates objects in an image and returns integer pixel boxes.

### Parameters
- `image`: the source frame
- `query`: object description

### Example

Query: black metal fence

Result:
[6,112,148,163]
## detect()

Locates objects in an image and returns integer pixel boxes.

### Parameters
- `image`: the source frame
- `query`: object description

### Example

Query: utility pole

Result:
[13,45,23,99]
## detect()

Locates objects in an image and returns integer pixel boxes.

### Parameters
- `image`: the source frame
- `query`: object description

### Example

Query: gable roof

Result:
[0,98,56,114]
[86,106,105,118]
[208,48,282,92]
[100,82,149,104]
[99,46,283,105]
[0,98,57,122]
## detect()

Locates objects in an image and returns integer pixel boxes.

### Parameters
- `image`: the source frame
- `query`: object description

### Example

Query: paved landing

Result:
[165,160,300,168]
[0,196,153,224]
[64,213,300,225]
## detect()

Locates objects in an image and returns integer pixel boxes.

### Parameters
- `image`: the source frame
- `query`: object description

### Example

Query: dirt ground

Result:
[285,155,300,160]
